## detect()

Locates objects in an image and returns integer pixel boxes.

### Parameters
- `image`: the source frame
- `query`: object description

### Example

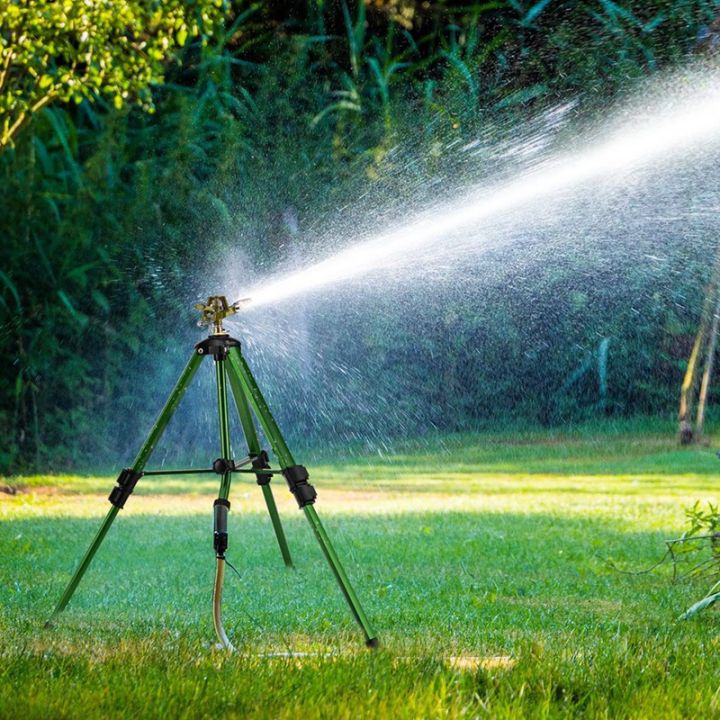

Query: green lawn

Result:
[2,424,720,718]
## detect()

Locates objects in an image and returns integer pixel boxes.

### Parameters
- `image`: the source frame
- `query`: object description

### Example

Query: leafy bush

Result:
[0,0,717,471]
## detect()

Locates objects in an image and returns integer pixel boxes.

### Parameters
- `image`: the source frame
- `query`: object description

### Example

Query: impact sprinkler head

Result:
[194,295,251,335]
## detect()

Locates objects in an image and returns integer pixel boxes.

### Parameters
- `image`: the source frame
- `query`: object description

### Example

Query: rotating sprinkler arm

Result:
[194,296,251,335]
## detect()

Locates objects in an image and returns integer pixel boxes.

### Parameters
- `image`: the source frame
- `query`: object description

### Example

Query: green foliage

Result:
[1,1,719,471]
[679,588,720,619]
[0,0,224,148]
[684,500,720,543]
[677,501,720,620]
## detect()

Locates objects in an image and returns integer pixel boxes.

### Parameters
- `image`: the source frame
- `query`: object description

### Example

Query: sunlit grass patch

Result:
[2,429,720,717]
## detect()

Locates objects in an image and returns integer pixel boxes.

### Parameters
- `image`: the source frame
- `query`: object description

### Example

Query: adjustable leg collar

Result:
[252,450,272,486]
[282,465,317,508]
[108,468,143,509]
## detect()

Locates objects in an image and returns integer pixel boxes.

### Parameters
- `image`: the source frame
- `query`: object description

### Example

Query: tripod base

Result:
[47,333,378,649]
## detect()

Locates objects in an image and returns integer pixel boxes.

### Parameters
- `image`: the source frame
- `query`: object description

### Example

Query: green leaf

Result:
[679,592,720,620]
[599,0,641,26]
[523,0,553,26]
[91,290,111,313]
[311,100,361,127]
[495,83,547,108]
[42,108,82,184]
[177,27,188,46]
[57,290,89,328]
[0,270,21,309]
[642,12,666,33]
[441,50,477,96]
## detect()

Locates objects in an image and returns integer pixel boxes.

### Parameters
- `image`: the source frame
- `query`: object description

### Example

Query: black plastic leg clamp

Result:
[214,499,230,558]
[252,450,272,486]
[213,458,236,475]
[108,468,143,509]
[282,465,317,508]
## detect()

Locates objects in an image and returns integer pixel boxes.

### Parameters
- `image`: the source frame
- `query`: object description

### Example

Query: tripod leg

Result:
[211,358,235,651]
[226,347,378,646]
[47,352,204,625]
[225,361,293,568]
[214,358,233,500]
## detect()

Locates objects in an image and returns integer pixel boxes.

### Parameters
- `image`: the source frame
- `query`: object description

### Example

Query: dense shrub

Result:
[0,1,717,471]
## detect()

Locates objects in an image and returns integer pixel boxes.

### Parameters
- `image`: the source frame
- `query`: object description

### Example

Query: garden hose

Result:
[212,498,234,651]
[213,556,235,651]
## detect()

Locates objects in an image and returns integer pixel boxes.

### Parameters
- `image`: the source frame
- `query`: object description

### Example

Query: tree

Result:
[0,0,225,150]
[678,248,720,444]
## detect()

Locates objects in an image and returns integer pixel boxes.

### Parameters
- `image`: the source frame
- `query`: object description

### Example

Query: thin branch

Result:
[0,49,15,95]
[0,91,56,149]
[666,533,719,546]
[676,557,720,581]
[603,548,671,576]
[0,29,18,94]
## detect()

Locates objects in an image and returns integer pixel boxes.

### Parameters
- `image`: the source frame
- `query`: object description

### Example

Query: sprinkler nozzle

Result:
[194,296,251,335]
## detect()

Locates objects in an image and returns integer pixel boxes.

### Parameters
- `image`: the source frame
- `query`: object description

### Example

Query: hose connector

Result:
[213,498,230,557]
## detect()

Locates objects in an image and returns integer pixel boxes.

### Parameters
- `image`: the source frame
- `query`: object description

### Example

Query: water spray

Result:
[237,74,720,310]
[194,295,251,335]
[46,296,378,650]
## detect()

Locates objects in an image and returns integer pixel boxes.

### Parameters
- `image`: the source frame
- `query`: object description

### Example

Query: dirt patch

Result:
[0,484,74,497]
[446,655,515,671]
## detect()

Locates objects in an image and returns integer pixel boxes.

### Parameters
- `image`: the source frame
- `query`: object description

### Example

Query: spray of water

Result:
[237,71,720,309]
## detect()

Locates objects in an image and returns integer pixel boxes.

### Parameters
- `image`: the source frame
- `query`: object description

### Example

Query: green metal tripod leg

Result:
[225,362,293,567]
[47,352,204,624]
[226,347,377,646]
[215,359,233,500]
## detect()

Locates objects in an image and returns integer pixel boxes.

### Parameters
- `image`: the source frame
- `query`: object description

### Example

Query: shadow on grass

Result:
[0,509,707,651]
[4,506,720,719]
[7,435,720,502]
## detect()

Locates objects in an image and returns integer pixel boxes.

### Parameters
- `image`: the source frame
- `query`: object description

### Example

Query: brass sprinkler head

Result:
[194,296,250,335]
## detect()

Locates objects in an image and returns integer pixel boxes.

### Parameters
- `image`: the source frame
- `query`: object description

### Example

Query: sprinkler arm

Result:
[194,295,251,335]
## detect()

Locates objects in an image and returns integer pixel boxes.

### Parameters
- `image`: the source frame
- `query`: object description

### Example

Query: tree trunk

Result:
[679,319,709,443]
[695,292,720,440]
[679,248,720,444]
